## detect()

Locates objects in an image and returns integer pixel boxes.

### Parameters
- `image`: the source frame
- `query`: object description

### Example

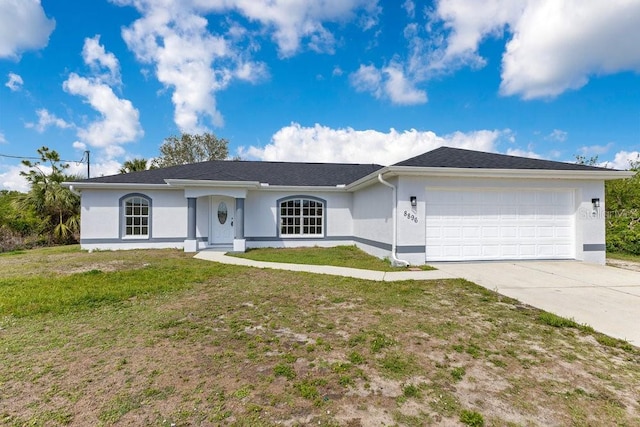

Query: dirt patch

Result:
[607,258,640,272]
[55,260,147,274]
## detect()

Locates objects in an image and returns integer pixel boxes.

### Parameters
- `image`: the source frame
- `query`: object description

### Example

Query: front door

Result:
[210,196,234,245]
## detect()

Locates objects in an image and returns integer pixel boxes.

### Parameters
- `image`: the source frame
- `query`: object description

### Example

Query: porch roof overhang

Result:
[63,179,353,196]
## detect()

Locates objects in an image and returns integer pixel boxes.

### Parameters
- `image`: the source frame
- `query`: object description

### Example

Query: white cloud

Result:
[25,109,72,133]
[246,122,506,165]
[67,158,122,180]
[546,129,568,142]
[579,142,614,156]
[606,150,640,170]
[332,66,343,77]
[430,0,525,71]
[82,35,121,85]
[5,73,23,91]
[73,141,87,151]
[63,73,143,159]
[350,62,427,105]
[116,0,263,132]
[0,157,121,192]
[383,62,427,105]
[0,164,29,192]
[113,0,376,132]
[403,0,415,19]
[61,37,142,159]
[350,64,383,98]
[212,0,381,57]
[428,0,640,99]
[0,132,6,144]
[501,1,640,98]
[0,0,55,59]
[505,148,542,159]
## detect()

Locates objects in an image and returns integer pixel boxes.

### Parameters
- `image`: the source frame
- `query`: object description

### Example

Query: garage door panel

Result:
[501,227,517,238]
[482,245,500,257]
[482,227,499,238]
[443,227,461,238]
[426,189,575,261]
[557,244,574,256]
[463,227,481,238]
[462,245,481,257]
[537,227,554,238]
[556,226,572,238]
[519,245,537,256]
[501,245,518,257]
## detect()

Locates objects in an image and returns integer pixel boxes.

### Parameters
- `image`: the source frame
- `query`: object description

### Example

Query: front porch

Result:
[178,187,249,253]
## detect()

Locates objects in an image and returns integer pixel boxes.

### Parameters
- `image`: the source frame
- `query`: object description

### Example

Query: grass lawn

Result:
[607,251,640,263]
[228,245,436,271]
[1,247,639,426]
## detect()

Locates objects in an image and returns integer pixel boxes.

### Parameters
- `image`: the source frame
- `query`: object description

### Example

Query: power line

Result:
[0,151,91,178]
[0,152,87,164]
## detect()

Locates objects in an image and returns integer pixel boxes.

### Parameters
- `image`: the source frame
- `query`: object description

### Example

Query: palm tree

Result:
[119,158,150,174]
[16,147,81,243]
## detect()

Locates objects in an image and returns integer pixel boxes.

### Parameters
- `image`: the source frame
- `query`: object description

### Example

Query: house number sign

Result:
[403,210,419,223]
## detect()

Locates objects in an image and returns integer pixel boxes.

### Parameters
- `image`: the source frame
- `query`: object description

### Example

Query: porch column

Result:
[233,197,246,252]
[184,197,198,252]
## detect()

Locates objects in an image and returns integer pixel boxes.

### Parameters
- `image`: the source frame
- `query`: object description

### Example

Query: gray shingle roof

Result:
[79,160,384,186]
[79,146,614,187]
[393,146,612,171]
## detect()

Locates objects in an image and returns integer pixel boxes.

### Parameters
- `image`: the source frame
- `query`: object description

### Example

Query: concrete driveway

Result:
[430,261,640,346]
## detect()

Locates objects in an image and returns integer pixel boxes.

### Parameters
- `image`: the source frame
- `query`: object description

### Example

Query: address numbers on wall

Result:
[403,210,419,223]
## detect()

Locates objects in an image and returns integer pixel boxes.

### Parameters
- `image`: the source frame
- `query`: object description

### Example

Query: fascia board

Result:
[384,166,635,181]
[254,184,349,192]
[61,182,172,190]
[346,166,634,190]
[164,179,260,188]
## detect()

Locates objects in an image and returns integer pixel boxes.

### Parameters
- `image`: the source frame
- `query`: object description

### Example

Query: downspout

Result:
[377,174,410,267]
[68,185,81,196]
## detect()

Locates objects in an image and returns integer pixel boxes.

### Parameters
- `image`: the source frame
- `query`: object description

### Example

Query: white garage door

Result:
[425,189,575,261]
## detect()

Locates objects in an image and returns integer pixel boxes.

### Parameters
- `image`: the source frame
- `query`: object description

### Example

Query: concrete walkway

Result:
[195,251,640,345]
[194,251,455,281]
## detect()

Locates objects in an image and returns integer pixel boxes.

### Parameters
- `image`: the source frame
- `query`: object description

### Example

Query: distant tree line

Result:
[118,133,229,173]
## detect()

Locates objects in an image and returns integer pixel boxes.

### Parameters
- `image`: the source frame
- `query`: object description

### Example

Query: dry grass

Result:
[1,247,639,426]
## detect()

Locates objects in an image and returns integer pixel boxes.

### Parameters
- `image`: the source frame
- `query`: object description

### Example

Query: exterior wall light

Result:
[410,196,417,207]
[592,198,600,209]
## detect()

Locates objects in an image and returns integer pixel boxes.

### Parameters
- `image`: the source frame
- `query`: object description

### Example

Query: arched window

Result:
[120,194,151,238]
[278,196,325,237]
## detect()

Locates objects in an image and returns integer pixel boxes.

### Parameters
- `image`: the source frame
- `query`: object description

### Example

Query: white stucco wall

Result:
[352,181,394,260]
[396,176,608,264]
[80,189,187,250]
[77,175,608,264]
[195,196,209,239]
[244,190,353,240]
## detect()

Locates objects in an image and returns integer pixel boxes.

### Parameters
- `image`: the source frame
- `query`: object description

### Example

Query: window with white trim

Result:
[279,197,324,237]
[123,195,150,237]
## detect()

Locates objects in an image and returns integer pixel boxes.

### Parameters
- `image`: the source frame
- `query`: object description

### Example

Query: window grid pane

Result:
[124,196,149,237]
[280,198,324,237]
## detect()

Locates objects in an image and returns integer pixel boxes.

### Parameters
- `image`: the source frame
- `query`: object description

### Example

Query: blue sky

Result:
[1,0,639,191]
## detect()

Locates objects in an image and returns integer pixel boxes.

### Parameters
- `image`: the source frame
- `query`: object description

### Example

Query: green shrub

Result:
[273,363,296,380]
[460,409,485,427]
[538,312,579,328]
